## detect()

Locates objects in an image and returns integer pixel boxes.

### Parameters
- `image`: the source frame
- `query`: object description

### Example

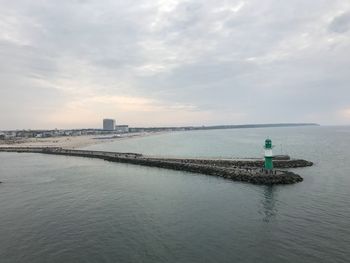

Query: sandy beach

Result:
[0,132,164,149]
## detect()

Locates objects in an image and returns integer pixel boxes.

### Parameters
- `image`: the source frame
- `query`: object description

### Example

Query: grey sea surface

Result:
[0,126,350,263]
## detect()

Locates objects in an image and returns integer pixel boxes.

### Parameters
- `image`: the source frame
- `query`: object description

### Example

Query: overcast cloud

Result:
[0,0,350,129]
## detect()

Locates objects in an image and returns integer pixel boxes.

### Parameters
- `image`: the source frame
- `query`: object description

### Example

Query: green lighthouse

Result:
[264,138,274,170]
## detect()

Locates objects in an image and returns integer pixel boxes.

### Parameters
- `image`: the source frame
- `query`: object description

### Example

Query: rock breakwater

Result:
[0,147,311,185]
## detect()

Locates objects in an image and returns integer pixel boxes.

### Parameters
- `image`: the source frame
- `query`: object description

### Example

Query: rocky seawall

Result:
[151,158,313,169]
[0,147,312,185]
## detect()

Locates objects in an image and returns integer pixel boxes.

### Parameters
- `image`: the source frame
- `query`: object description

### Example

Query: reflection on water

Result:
[261,186,278,222]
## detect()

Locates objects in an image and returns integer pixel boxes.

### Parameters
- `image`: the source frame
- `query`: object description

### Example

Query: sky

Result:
[0,0,350,129]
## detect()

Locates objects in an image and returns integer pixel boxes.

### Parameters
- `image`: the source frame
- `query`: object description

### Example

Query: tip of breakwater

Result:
[235,171,303,185]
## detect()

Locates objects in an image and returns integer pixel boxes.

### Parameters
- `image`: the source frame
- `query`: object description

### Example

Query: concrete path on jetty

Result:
[0,147,313,185]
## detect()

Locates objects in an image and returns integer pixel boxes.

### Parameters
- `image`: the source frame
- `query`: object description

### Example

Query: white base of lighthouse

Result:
[264,149,273,157]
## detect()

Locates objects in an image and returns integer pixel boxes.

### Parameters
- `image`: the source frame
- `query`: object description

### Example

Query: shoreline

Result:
[0,131,167,149]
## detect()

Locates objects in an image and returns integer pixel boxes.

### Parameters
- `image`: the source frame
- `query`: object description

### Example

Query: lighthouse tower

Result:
[264,138,274,170]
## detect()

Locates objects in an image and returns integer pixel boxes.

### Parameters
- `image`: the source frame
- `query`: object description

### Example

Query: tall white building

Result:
[103,119,116,131]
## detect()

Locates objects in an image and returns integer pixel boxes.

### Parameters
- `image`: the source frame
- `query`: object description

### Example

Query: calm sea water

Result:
[0,126,350,263]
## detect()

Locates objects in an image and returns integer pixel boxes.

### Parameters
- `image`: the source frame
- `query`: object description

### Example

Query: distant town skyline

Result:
[0,0,350,130]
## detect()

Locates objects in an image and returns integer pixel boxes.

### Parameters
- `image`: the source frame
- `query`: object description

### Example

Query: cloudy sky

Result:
[0,0,350,129]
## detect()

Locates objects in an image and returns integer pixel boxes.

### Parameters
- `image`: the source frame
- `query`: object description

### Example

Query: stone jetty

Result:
[0,147,313,185]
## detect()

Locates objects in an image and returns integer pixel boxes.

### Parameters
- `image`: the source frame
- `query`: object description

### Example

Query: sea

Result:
[0,126,349,263]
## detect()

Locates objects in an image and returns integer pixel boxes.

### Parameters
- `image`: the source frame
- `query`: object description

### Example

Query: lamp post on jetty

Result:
[264,138,274,170]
